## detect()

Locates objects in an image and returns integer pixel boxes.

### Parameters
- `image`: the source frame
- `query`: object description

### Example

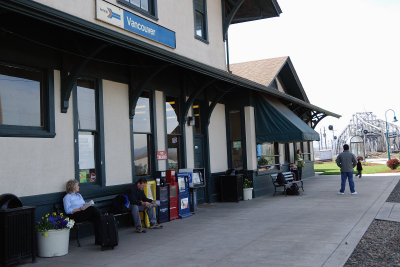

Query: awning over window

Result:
[254,96,320,143]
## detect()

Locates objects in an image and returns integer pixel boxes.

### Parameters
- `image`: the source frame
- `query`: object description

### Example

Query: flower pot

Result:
[243,188,253,200]
[37,228,70,257]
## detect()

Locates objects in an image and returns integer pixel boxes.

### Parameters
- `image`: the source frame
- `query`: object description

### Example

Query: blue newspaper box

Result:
[179,168,206,213]
[176,172,192,218]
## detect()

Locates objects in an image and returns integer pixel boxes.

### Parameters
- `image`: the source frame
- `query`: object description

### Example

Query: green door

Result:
[194,135,204,168]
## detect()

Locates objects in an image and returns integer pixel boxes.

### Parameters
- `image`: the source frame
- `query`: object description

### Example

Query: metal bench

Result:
[54,194,133,247]
[271,172,304,196]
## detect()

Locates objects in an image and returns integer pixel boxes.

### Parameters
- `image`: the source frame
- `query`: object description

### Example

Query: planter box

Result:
[243,188,253,200]
[37,229,70,257]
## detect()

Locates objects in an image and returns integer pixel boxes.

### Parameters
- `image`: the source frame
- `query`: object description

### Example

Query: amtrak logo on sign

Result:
[96,0,176,49]
[107,8,121,20]
[96,0,123,28]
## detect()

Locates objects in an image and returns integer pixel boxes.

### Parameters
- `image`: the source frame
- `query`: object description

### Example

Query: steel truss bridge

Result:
[336,112,400,157]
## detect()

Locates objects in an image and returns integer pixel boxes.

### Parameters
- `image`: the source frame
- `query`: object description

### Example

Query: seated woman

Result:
[63,179,102,245]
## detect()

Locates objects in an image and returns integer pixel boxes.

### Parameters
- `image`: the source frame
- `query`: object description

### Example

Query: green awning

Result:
[254,95,320,143]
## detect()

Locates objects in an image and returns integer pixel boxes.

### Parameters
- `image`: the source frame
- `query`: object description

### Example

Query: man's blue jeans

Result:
[340,172,355,193]
[131,205,156,227]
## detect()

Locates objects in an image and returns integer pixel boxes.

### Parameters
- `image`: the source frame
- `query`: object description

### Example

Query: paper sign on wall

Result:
[78,135,95,169]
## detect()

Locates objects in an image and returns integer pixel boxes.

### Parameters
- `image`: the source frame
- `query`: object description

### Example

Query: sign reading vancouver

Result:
[96,0,176,49]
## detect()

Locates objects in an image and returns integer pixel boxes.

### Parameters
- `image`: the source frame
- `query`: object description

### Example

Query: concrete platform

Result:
[29,174,399,267]
[376,202,400,222]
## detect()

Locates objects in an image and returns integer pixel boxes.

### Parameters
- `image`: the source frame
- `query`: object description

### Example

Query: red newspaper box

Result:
[166,170,179,220]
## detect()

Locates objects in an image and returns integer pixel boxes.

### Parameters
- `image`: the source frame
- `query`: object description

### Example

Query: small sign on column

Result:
[157,151,167,160]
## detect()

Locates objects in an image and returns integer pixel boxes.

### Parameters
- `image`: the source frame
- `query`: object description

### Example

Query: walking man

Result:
[336,144,357,195]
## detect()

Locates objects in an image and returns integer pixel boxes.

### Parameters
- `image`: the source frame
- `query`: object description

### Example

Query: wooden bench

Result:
[54,194,133,247]
[271,172,304,196]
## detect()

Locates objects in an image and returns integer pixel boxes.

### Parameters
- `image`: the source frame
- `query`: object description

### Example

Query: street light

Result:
[328,125,335,155]
[385,109,398,160]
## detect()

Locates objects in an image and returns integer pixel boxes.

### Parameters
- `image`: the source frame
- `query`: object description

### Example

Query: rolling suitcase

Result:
[99,213,118,250]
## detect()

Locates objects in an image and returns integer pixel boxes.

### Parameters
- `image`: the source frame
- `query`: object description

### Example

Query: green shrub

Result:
[258,156,268,166]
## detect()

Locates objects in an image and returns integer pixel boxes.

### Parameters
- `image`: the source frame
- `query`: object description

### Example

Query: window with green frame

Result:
[132,92,152,176]
[117,0,157,18]
[166,96,181,171]
[296,141,311,161]
[257,142,280,171]
[0,62,54,137]
[75,79,103,185]
[194,0,208,41]
[303,141,311,161]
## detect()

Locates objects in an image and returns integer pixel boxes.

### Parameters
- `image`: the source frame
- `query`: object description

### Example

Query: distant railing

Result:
[314,149,333,161]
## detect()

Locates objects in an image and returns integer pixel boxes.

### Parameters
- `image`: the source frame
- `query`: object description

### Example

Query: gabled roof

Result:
[230,56,309,102]
[230,56,287,88]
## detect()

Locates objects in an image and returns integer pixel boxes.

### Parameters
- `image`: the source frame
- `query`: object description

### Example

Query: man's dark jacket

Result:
[127,184,153,206]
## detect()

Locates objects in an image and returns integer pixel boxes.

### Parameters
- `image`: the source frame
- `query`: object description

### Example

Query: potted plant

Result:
[36,212,75,257]
[243,178,253,200]
[258,156,270,171]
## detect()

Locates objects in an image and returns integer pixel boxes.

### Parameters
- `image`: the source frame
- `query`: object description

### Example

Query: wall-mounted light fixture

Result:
[187,116,195,126]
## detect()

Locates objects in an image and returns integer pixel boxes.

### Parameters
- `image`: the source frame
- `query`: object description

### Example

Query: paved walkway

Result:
[32,174,399,267]
[376,202,400,222]
[365,158,389,165]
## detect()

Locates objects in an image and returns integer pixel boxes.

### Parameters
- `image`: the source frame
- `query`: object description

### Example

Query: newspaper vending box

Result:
[176,172,192,218]
[166,170,179,220]
[179,168,206,213]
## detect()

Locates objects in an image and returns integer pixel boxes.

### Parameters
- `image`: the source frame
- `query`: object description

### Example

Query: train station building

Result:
[0,0,339,213]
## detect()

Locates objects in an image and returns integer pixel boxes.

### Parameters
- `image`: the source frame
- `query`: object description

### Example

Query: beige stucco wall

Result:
[155,90,166,171]
[244,106,257,171]
[0,70,74,197]
[102,80,132,185]
[209,103,228,172]
[32,0,226,70]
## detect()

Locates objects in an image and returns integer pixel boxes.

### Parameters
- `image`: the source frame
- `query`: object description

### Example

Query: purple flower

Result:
[36,212,72,231]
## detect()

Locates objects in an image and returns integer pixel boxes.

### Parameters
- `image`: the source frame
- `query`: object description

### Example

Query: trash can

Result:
[0,194,36,266]
[219,172,244,202]
[189,188,198,213]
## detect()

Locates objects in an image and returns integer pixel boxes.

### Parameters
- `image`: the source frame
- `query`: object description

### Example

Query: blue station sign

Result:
[96,0,176,49]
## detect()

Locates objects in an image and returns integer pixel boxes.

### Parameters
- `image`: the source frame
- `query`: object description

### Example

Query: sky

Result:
[228,0,400,147]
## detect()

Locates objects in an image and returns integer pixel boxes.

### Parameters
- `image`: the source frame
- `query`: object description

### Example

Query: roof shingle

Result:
[230,56,288,87]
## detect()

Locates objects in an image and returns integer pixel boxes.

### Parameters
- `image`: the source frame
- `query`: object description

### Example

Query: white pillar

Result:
[244,106,257,170]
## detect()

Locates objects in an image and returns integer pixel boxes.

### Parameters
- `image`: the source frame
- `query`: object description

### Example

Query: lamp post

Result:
[328,125,335,155]
[363,129,368,159]
[385,109,398,160]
